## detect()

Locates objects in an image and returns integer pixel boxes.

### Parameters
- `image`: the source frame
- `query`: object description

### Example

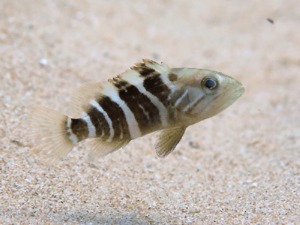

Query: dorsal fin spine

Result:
[70,60,171,116]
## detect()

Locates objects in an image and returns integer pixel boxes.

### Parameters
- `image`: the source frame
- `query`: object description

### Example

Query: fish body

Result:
[30,59,244,163]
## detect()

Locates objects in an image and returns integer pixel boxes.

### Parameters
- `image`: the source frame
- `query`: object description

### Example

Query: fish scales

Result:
[29,59,245,163]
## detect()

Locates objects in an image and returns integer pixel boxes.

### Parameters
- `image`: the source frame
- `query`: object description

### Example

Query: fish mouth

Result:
[228,77,245,97]
[235,86,245,97]
[221,75,245,98]
[221,84,245,109]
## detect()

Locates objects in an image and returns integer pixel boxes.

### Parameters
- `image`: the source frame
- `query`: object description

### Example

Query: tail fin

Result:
[28,107,75,164]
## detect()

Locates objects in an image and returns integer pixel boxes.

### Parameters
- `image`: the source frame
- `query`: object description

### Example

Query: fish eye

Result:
[202,77,218,90]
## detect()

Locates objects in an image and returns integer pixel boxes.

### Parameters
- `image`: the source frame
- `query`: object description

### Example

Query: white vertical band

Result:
[90,100,114,142]
[81,112,96,138]
[102,84,142,139]
[174,89,189,108]
[66,117,78,144]
[125,76,168,128]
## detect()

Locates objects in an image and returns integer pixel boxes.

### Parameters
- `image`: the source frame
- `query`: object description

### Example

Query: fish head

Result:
[179,69,245,120]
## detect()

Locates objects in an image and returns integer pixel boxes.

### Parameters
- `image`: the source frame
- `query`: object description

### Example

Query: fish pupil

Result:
[205,79,216,89]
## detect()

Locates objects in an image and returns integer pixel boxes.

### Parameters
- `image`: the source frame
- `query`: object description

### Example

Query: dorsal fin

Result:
[70,81,105,117]
[135,59,170,74]
[70,59,170,117]
[118,59,170,83]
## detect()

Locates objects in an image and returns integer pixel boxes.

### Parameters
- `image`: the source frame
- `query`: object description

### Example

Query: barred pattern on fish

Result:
[29,59,245,163]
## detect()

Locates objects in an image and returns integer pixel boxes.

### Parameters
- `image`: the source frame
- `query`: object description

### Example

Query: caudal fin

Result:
[28,107,75,164]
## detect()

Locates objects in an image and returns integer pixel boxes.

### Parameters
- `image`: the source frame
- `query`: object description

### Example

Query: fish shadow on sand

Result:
[54,210,159,225]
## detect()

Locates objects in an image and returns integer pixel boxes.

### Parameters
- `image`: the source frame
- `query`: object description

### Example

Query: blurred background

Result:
[0,0,300,224]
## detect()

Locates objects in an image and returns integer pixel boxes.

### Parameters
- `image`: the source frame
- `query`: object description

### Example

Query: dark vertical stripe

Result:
[98,96,131,141]
[134,66,155,77]
[111,77,127,89]
[70,118,89,142]
[87,107,110,139]
[117,83,162,134]
[143,73,171,106]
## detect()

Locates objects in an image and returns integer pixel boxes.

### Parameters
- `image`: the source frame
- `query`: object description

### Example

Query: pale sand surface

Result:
[1,0,300,224]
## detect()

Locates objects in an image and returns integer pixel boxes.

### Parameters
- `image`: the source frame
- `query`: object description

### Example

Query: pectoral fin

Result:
[155,126,186,158]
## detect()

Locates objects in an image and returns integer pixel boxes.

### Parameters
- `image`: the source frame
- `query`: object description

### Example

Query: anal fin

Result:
[155,126,186,158]
[87,138,130,162]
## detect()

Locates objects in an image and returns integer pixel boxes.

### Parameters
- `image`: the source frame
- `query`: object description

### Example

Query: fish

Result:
[29,59,245,164]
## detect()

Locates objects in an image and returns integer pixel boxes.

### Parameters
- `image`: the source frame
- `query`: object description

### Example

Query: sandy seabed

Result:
[1,0,300,224]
